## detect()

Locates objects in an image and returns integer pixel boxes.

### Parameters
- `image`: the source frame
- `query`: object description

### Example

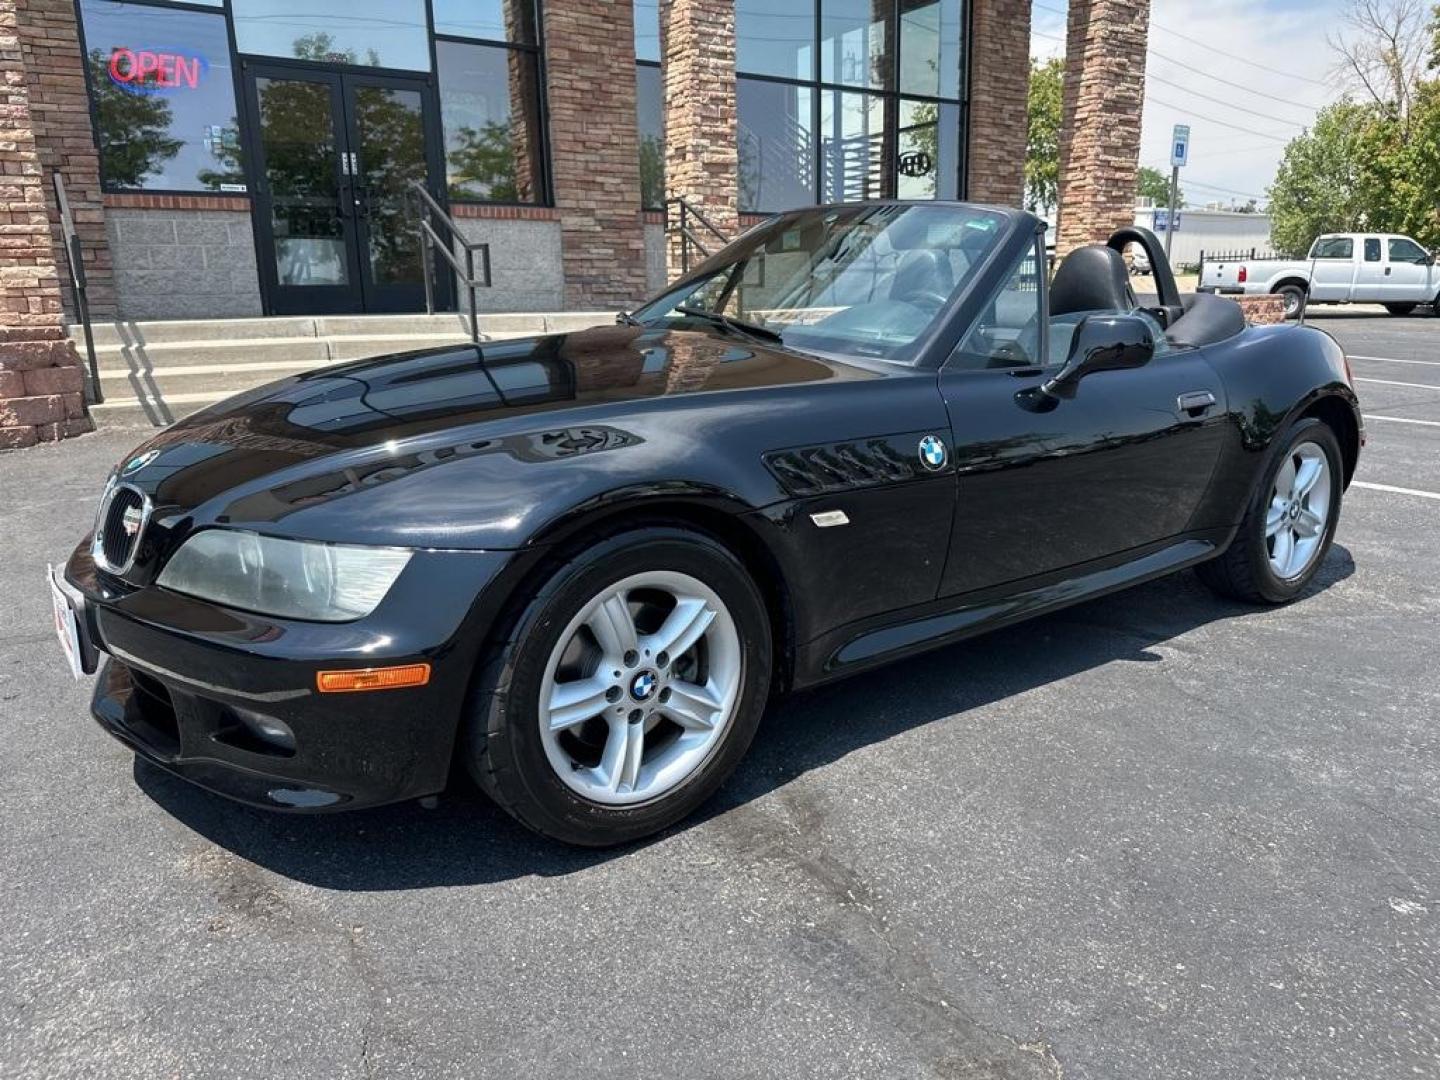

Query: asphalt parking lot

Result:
[3,310,1438,1080]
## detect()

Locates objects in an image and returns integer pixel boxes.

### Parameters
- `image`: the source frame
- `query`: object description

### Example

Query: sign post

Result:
[1166,124,1190,259]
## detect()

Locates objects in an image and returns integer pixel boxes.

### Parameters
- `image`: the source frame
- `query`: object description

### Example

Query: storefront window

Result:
[231,0,431,70]
[820,89,885,202]
[436,39,546,204]
[79,0,240,192]
[897,99,959,200]
[635,1,663,209]
[432,0,538,45]
[738,80,814,213]
[900,0,964,100]
[736,0,968,212]
[820,0,887,89]
[736,0,814,81]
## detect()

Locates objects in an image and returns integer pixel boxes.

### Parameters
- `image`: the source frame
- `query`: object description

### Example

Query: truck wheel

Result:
[1384,303,1417,316]
[1275,284,1306,320]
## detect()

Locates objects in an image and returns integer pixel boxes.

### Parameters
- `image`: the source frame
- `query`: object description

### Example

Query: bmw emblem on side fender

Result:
[918,434,948,471]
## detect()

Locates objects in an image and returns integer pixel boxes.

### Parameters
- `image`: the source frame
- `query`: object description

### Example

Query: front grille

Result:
[95,483,148,573]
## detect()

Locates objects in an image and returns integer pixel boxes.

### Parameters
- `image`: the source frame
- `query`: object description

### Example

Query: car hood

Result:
[107,323,873,547]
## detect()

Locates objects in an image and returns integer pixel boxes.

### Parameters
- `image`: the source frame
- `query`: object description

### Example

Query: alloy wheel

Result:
[1265,441,1331,580]
[537,571,743,806]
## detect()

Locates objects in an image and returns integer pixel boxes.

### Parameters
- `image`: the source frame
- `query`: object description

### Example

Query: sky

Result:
[1030,0,1352,210]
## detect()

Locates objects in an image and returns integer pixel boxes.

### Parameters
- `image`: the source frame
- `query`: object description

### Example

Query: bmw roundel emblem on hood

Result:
[121,449,160,476]
[918,434,948,471]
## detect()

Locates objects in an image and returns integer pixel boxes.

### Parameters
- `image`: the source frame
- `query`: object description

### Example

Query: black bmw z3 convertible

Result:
[50,202,1362,846]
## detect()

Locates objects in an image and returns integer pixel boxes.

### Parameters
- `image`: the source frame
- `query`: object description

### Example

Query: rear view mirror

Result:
[1041,313,1155,399]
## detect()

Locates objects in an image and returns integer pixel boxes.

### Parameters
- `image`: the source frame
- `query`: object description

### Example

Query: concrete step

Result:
[73,311,613,347]
[74,309,615,429]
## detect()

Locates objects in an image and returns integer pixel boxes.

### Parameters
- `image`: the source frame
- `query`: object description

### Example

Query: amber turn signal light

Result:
[316,663,431,693]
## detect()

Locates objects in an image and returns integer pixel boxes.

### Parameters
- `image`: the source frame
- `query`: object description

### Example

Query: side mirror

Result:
[1041,314,1155,400]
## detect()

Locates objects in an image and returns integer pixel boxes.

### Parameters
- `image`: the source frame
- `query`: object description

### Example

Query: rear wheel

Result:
[1197,418,1343,604]
[1275,284,1307,320]
[1384,302,1417,316]
[463,527,772,846]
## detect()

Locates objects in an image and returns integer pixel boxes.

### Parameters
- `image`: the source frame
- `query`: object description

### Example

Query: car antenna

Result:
[1298,245,1319,327]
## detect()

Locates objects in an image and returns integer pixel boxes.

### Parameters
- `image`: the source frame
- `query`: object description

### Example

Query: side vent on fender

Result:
[764,439,918,496]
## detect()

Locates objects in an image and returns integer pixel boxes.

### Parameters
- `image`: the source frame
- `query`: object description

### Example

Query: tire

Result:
[462,526,773,846]
[1197,418,1344,604]
[1384,303,1417,316]
[1275,284,1307,320]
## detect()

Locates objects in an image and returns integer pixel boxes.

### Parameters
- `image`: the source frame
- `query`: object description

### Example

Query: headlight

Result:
[157,530,412,622]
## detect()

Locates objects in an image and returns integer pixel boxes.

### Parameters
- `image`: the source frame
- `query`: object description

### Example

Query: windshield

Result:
[633,203,1009,364]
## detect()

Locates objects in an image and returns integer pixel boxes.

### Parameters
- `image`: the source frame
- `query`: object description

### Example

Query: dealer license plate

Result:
[48,566,84,681]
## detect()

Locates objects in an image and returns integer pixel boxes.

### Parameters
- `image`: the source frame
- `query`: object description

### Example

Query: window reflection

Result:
[736,0,814,80]
[900,0,964,99]
[437,39,545,203]
[80,0,240,192]
[231,0,431,71]
[820,0,887,89]
[738,80,814,214]
[735,1,969,211]
[636,64,665,209]
[432,0,537,45]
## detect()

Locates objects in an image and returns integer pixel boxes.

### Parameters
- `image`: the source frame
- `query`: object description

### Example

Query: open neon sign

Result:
[108,47,208,92]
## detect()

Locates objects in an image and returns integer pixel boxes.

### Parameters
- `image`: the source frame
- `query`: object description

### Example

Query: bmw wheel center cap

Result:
[918,434,948,471]
[630,670,658,701]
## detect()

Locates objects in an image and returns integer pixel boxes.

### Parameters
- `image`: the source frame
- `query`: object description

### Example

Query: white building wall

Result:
[1133,207,1275,269]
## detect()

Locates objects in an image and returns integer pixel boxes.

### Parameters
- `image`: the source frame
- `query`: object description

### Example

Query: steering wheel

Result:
[905,290,954,313]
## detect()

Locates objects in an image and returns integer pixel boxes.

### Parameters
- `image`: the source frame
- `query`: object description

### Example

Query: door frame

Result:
[238,56,452,317]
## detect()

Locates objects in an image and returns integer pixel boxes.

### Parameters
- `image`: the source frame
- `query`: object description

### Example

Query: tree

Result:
[1329,0,1428,117]
[1025,57,1063,215]
[1267,101,1379,254]
[86,49,182,187]
[1136,166,1184,208]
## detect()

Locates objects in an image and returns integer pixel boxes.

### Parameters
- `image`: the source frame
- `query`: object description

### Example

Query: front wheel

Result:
[1384,302,1417,316]
[1275,284,1307,320]
[463,527,773,846]
[1197,418,1343,604]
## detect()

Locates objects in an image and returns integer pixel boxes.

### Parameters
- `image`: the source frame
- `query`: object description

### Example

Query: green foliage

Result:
[1268,89,1440,253]
[447,122,521,203]
[1025,57,1063,214]
[87,49,182,188]
[1267,101,1379,254]
[1136,166,1184,208]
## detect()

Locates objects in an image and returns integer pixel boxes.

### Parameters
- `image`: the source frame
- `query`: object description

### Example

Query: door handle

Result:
[1177,390,1217,418]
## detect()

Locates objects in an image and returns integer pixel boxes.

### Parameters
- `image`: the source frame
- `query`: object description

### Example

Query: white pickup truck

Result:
[1199,233,1438,319]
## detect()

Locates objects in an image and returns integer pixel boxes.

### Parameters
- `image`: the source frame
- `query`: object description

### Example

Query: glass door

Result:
[343,75,435,313]
[243,63,446,315]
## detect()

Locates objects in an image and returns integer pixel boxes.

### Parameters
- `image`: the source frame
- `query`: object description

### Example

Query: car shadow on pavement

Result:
[135,545,1355,890]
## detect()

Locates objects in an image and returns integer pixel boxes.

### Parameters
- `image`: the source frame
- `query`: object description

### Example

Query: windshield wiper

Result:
[674,305,784,345]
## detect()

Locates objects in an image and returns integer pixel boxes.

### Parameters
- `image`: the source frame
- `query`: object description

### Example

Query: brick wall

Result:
[967,0,1032,206]
[0,0,92,448]
[15,0,115,319]
[660,0,738,279]
[1056,0,1151,256]
[542,0,648,311]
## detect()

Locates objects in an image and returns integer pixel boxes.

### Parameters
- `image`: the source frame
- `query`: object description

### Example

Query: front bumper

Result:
[61,540,515,811]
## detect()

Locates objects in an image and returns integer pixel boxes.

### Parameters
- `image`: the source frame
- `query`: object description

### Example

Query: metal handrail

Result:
[665,196,733,275]
[409,180,491,343]
[51,173,102,404]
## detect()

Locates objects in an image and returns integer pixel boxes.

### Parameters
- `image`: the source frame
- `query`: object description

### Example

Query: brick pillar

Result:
[966,0,1032,206]
[1,0,94,448]
[660,0,737,280]
[541,0,648,311]
[15,0,116,319]
[1055,0,1150,257]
